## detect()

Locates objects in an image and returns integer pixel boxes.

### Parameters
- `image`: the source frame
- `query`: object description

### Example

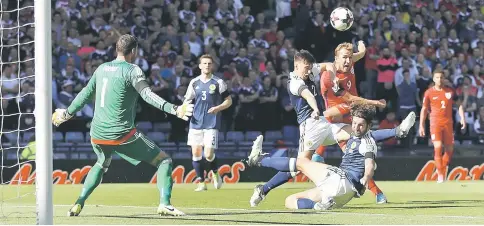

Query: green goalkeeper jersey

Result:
[67,59,175,142]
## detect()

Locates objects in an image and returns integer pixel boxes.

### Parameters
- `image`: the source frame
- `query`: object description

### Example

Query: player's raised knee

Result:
[151,151,171,167]
[295,157,311,169]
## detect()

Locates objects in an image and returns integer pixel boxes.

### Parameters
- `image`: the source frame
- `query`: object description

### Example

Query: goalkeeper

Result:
[52,34,191,217]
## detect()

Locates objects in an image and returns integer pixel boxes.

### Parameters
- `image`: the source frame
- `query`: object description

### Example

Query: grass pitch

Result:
[1,181,484,224]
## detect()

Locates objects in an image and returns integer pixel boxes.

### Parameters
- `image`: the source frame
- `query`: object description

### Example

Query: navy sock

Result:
[192,157,204,181]
[206,155,218,173]
[297,198,316,209]
[372,128,396,142]
[260,157,296,171]
[262,171,293,194]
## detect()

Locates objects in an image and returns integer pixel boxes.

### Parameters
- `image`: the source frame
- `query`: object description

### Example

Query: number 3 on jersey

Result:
[100,78,108,107]
[202,90,207,100]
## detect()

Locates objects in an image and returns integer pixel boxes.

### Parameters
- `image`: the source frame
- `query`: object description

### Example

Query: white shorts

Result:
[315,166,356,209]
[187,129,218,149]
[298,117,346,152]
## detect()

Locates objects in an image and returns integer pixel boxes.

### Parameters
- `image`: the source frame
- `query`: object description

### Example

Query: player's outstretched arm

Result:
[352,41,366,62]
[340,92,385,108]
[137,84,193,121]
[52,72,97,127]
[289,79,319,118]
[130,67,193,120]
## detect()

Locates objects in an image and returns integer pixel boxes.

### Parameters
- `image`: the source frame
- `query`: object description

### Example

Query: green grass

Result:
[1,181,484,224]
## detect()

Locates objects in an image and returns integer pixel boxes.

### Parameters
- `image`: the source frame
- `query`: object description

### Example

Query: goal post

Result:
[34,0,53,224]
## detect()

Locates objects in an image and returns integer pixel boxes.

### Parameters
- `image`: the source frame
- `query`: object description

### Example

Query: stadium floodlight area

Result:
[0,0,53,224]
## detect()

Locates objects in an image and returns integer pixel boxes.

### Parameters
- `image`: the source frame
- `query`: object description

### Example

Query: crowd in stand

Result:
[2,0,484,145]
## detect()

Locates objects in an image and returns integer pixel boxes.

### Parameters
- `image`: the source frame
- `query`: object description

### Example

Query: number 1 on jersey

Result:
[101,78,108,107]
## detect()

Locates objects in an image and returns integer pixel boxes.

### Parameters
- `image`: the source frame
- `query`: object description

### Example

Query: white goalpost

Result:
[34,0,53,224]
[0,0,52,224]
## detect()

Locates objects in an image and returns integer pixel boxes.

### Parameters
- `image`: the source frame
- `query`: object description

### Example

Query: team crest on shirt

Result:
[209,84,216,94]
[445,92,452,99]
[306,140,313,147]
[350,142,357,149]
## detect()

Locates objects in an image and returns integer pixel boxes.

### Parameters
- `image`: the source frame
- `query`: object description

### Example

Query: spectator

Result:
[235,76,260,131]
[4,0,484,150]
[473,106,484,144]
[397,69,420,119]
[57,80,76,109]
[455,79,478,138]
[1,65,19,96]
[257,76,279,131]
[278,75,297,126]
[394,58,418,87]
[376,47,398,116]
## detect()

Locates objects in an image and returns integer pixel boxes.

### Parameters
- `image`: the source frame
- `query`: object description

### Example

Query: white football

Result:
[330,7,354,31]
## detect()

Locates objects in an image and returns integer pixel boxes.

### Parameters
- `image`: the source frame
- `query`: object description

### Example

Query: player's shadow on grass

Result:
[97,212,334,225]
[404,200,484,205]
[345,204,475,210]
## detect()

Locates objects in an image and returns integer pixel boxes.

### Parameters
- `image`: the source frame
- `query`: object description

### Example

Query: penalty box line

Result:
[5,204,484,220]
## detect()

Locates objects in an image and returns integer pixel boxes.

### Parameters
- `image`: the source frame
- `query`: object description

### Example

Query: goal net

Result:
[1,0,53,224]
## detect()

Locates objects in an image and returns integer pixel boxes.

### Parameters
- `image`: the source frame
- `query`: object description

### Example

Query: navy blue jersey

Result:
[185,75,228,130]
[287,64,325,124]
[339,132,378,194]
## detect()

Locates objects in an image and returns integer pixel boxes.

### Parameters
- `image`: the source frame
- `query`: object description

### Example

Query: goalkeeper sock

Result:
[75,164,104,207]
[157,158,173,206]
[262,171,293,195]
[205,154,219,173]
[296,198,316,209]
[192,156,205,181]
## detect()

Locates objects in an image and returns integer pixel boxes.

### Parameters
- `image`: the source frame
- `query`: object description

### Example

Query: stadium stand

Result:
[2,0,483,159]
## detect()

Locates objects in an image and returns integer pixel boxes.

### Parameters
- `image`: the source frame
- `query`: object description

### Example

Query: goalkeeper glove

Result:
[51,109,73,127]
[174,102,194,121]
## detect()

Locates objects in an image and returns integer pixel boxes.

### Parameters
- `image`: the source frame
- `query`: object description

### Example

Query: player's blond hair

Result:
[335,42,353,57]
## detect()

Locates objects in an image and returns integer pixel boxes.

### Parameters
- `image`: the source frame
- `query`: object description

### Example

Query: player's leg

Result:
[188,129,207,191]
[442,123,455,179]
[284,170,355,210]
[68,143,113,216]
[115,132,185,216]
[284,187,322,209]
[203,129,222,189]
[314,104,351,161]
[328,110,416,146]
[247,150,355,210]
[430,126,445,183]
[322,123,389,203]
[250,119,321,207]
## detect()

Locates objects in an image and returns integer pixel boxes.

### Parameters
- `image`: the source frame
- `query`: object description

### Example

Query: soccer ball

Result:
[330,7,354,31]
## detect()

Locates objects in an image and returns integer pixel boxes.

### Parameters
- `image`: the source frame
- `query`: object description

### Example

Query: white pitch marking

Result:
[4,204,484,220]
